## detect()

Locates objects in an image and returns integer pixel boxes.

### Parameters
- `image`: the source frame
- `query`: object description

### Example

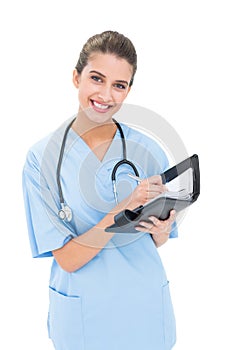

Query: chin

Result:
[82,106,117,124]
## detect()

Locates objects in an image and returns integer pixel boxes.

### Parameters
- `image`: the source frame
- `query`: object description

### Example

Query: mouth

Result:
[90,99,113,112]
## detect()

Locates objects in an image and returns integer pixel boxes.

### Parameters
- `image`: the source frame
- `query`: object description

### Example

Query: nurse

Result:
[22,30,178,350]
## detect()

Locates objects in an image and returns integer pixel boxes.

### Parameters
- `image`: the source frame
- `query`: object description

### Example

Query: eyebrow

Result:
[89,70,129,85]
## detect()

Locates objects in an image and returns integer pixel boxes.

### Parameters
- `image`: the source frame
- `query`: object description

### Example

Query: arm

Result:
[52,196,135,273]
[53,175,166,272]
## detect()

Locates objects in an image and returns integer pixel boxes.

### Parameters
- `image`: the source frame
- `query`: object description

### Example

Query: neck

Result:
[72,109,117,143]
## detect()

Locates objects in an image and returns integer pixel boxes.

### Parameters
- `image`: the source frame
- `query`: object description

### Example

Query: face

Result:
[73,53,132,124]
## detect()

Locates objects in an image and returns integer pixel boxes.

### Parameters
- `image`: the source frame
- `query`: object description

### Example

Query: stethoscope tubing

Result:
[56,117,139,220]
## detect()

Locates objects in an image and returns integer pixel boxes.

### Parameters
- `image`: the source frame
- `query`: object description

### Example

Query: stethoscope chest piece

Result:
[58,203,72,222]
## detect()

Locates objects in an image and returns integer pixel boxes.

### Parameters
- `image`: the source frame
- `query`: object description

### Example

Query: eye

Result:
[90,75,102,83]
[114,83,126,90]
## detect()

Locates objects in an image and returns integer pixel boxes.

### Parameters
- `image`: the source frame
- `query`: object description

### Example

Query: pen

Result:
[128,173,144,183]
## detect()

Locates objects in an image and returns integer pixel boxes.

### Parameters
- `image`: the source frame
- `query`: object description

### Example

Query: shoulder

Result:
[24,133,52,169]
[120,122,163,147]
[119,122,169,168]
[24,118,73,168]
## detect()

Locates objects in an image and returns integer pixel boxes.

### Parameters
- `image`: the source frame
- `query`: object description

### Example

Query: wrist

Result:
[123,194,143,211]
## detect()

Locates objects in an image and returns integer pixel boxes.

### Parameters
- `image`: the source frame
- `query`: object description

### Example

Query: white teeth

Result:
[93,101,109,110]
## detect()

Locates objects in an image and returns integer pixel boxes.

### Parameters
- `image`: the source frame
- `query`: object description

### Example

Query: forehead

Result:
[84,52,133,79]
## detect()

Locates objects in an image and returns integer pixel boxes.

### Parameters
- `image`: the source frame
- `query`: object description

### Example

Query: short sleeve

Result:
[22,148,76,258]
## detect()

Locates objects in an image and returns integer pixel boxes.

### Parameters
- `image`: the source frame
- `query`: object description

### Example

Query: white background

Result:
[0,0,232,349]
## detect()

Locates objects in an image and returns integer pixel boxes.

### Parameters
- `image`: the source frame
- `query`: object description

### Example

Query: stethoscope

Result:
[57,118,140,222]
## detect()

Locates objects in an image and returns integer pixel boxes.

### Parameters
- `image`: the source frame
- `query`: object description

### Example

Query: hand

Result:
[129,175,167,207]
[135,210,176,248]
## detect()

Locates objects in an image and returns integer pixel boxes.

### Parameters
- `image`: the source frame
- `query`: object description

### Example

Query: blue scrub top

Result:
[22,119,177,350]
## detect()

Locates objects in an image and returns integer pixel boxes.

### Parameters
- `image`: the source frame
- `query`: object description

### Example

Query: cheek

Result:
[78,85,94,105]
[79,81,97,96]
[113,102,123,114]
[113,90,129,103]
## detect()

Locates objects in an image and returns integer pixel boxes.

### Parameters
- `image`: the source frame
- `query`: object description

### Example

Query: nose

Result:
[98,83,113,102]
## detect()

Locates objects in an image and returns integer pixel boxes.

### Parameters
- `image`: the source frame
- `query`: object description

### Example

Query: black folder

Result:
[105,154,200,233]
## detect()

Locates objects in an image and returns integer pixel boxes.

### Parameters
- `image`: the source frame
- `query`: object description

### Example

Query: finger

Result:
[147,175,163,186]
[168,210,176,223]
[149,216,167,229]
[147,184,167,193]
[138,220,159,234]
[170,209,176,216]
[159,211,176,226]
[135,222,154,232]
[145,186,167,200]
[148,216,159,226]
[137,221,153,230]
[146,192,164,200]
[135,225,151,232]
[149,216,171,234]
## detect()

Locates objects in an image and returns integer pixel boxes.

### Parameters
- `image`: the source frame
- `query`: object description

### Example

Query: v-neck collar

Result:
[69,126,122,165]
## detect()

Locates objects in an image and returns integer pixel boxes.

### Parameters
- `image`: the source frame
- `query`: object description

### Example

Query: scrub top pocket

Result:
[162,281,176,349]
[48,287,85,350]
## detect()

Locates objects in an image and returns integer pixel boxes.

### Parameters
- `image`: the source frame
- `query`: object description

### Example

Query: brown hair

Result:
[75,31,137,86]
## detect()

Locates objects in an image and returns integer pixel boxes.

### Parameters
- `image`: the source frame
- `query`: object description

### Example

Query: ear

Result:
[73,69,80,88]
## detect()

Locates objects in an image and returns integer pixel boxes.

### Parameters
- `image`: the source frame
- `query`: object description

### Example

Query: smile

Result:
[91,100,112,111]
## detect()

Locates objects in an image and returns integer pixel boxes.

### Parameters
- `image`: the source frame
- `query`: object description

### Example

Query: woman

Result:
[23,31,177,350]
